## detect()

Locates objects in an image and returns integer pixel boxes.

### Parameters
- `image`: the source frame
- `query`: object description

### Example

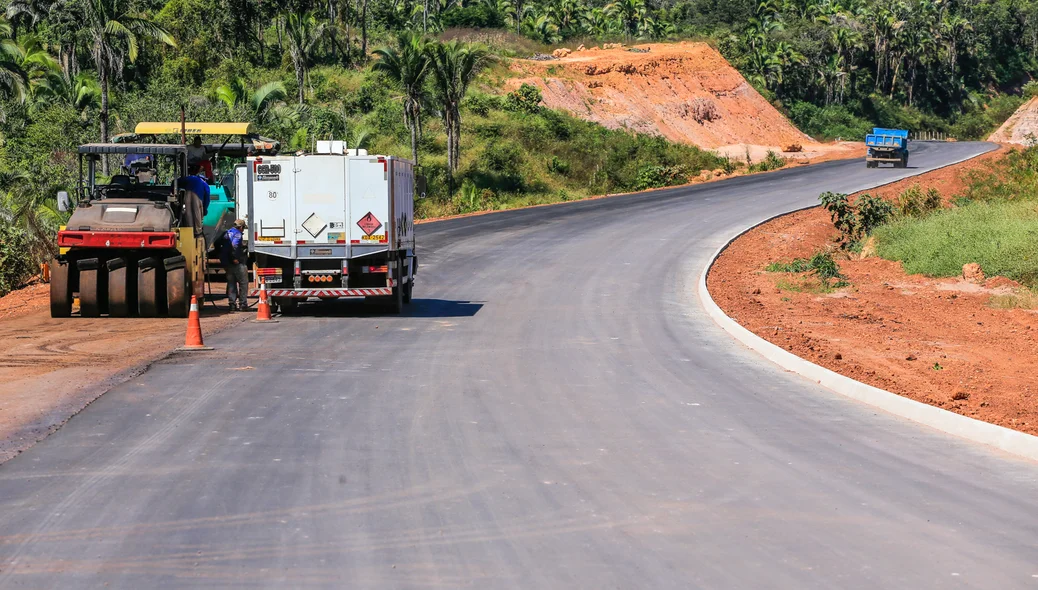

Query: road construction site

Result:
[1,140,1037,589]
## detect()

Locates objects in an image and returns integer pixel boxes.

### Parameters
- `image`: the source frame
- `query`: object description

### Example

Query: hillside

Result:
[987,96,1038,145]
[508,42,840,160]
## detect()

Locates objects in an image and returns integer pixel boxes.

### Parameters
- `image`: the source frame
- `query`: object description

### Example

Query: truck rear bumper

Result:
[866,156,904,162]
[250,287,393,298]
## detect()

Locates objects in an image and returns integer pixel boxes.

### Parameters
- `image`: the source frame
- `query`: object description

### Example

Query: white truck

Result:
[236,142,417,312]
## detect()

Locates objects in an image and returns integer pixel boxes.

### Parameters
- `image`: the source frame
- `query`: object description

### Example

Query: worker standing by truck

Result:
[220,219,249,312]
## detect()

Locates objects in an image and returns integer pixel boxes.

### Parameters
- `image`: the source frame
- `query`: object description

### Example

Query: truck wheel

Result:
[403,279,413,304]
[386,284,403,314]
[903,154,909,168]
[49,259,72,318]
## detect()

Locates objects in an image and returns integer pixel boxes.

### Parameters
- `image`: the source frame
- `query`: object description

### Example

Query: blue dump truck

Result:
[865,128,910,168]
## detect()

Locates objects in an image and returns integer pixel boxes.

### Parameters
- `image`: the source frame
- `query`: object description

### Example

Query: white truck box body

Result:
[242,154,414,260]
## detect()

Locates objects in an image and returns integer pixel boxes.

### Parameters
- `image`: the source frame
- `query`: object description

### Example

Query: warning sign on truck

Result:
[357,212,382,236]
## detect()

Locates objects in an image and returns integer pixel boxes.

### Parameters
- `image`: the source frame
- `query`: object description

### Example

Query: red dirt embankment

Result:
[508,42,858,162]
[988,97,1038,145]
[708,148,1038,436]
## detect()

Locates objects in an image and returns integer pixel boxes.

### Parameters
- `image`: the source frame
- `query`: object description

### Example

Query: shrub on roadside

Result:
[0,225,36,297]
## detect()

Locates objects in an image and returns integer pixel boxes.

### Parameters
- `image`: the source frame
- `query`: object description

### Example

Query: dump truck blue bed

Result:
[865,128,909,168]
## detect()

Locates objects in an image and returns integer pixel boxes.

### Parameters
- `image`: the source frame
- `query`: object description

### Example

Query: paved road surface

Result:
[2,142,1036,589]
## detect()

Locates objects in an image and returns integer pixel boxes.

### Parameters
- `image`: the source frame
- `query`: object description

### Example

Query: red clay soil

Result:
[708,147,1038,436]
[988,96,1038,145]
[0,289,249,463]
[510,43,805,145]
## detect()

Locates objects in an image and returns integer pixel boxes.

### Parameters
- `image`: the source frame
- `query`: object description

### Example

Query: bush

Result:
[819,191,857,240]
[766,251,848,289]
[466,92,503,116]
[747,151,785,173]
[857,193,895,235]
[787,101,872,140]
[0,225,36,297]
[635,165,687,190]
[896,185,942,218]
[504,83,543,114]
[547,156,570,176]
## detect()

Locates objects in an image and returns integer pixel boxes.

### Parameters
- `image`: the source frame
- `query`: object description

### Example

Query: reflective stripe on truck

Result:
[250,288,393,297]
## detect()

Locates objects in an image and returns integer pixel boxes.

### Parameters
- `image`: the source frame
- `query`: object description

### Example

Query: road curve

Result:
[2,142,1036,589]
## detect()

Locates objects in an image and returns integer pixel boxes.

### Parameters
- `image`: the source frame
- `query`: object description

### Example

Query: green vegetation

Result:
[1,0,1038,297]
[819,190,894,249]
[866,146,1038,289]
[874,200,1038,287]
[767,250,848,291]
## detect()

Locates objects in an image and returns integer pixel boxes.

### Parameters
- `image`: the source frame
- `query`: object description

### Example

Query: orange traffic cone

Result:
[177,295,213,351]
[252,282,278,323]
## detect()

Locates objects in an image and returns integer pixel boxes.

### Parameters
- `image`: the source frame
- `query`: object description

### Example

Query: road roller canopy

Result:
[134,122,255,136]
[79,143,188,155]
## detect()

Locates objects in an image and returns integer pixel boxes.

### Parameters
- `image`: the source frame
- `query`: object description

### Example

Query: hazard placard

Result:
[357,212,382,236]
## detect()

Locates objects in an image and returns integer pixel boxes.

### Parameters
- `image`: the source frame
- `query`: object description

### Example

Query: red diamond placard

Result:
[357,212,382,236]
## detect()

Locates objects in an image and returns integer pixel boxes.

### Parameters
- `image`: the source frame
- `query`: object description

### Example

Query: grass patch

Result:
[765,258,811,273]
[873,200,1038,287]
[989,288,1038,309]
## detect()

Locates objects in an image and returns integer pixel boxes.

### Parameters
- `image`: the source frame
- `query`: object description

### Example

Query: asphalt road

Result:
[2,142,1037,589]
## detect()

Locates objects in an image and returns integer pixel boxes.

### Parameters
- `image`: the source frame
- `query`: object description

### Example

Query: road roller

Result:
[49,143,206,318]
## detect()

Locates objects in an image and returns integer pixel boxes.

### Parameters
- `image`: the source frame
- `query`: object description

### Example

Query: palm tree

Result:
[523,13,562,45]
[285,11,332,104]
[81,0,175,172]
[429,40,490,177]
[40,71,101,119]
[0,20,28,104]
[606,0,646,41]
[216,78,288,121]
[0,170,66,259]
[373,32,432,166]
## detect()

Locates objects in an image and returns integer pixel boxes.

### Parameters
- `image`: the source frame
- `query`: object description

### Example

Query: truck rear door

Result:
[293,156,347,256]
[348,157,390,250]
[250,156,294,245]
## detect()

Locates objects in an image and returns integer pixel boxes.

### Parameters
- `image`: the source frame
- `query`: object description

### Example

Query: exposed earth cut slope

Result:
[988,96,1038,145]
[509,42,818,154]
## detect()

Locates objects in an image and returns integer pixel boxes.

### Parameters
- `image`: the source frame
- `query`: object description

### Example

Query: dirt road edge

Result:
[697,145,1038,463]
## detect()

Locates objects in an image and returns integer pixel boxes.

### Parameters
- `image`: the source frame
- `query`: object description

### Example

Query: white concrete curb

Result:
[697,153,1038,463]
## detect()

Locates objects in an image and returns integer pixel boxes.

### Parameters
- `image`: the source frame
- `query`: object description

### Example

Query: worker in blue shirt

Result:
[178,165,210,215]
[220,219,249,311]
[176,165,211,237]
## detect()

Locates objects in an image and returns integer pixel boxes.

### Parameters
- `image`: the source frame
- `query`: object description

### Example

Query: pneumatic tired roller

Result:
[49,143,205,318]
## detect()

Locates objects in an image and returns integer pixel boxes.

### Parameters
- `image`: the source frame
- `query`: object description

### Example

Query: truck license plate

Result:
[309,248,333,255]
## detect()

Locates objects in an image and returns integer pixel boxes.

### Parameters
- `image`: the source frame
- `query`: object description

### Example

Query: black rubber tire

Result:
[49,259,72,318]
[137,257,165,318]
[77,258,104,317]
[387,283,403,314]
[903,154,909,168]
[403,279,413,304]
[166,267,189,318]
[106,257,135,317]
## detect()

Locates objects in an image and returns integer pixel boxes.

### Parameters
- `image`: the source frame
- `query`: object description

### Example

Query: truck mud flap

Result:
[137,256,166,318]
[77,258,107,317]
[106,257,137,317]
[164,255,189,318]
[49,258,72,318]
